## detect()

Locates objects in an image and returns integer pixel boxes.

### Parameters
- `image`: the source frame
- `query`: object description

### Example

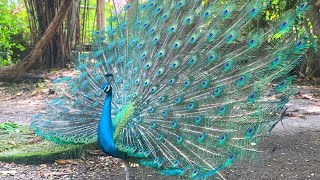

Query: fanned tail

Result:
[31,0,310,179]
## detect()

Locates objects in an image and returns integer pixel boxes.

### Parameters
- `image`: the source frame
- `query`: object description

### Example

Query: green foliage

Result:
[33,80,49,94]
[0,122,20,132]
[262,0,320,83]
[0,1,30,66]
[264,0,290,21]
[80,1,115,44]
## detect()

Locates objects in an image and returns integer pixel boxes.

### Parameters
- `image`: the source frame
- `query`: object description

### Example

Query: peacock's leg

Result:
[124,160,130,180]
[217,172,226,180]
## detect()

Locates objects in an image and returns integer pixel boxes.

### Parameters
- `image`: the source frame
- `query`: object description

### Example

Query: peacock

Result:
[31,0,310,179]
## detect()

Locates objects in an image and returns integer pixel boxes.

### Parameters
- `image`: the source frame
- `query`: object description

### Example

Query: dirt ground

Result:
[0,73,319,180]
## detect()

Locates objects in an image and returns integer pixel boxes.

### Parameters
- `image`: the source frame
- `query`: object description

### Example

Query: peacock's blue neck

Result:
[98,93,120,157]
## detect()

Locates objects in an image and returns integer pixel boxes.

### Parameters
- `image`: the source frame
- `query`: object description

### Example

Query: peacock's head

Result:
[101,74,113,95]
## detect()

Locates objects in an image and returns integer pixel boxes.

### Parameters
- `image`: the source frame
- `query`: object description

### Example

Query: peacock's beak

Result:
[105,73,114,78]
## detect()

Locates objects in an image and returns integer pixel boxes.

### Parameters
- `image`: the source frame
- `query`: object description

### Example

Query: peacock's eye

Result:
[104,85,110,93]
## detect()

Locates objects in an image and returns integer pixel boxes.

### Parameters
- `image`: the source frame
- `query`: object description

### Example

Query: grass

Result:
[0,122,97,164]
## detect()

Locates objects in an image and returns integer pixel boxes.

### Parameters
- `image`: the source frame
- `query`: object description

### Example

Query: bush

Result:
[0,2,31,66]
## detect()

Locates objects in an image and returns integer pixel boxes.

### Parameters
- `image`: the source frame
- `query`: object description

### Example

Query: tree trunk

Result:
[299,0,320,85]
[0,0,73,82]
[308,0,320,38]
[96,0,106,30]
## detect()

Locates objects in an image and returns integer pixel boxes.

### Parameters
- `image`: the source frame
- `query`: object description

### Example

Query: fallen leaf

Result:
[40,164,47,168]
[8,141,16,146]
[285,112,306,119]
[44,172,72,176]
[0,170,17,175]
[296,93,319,102]
[87,150,104,156]
[28,137,42,144]
[55,159,79,165]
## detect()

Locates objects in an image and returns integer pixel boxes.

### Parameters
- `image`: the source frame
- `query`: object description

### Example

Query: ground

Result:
[0,71,319,180]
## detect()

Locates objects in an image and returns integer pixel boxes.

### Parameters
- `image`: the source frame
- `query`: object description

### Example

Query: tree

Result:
[25,0,81,68]
[308,0,320,38]
[96,0,106,30]
[299,0,320,84]
[0,0,73,82]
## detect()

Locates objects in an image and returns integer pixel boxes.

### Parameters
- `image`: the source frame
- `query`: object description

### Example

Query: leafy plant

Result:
[0,122,21,132]
[80,1,115,44]
[33,80,49,94]
[0,1,30,66]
